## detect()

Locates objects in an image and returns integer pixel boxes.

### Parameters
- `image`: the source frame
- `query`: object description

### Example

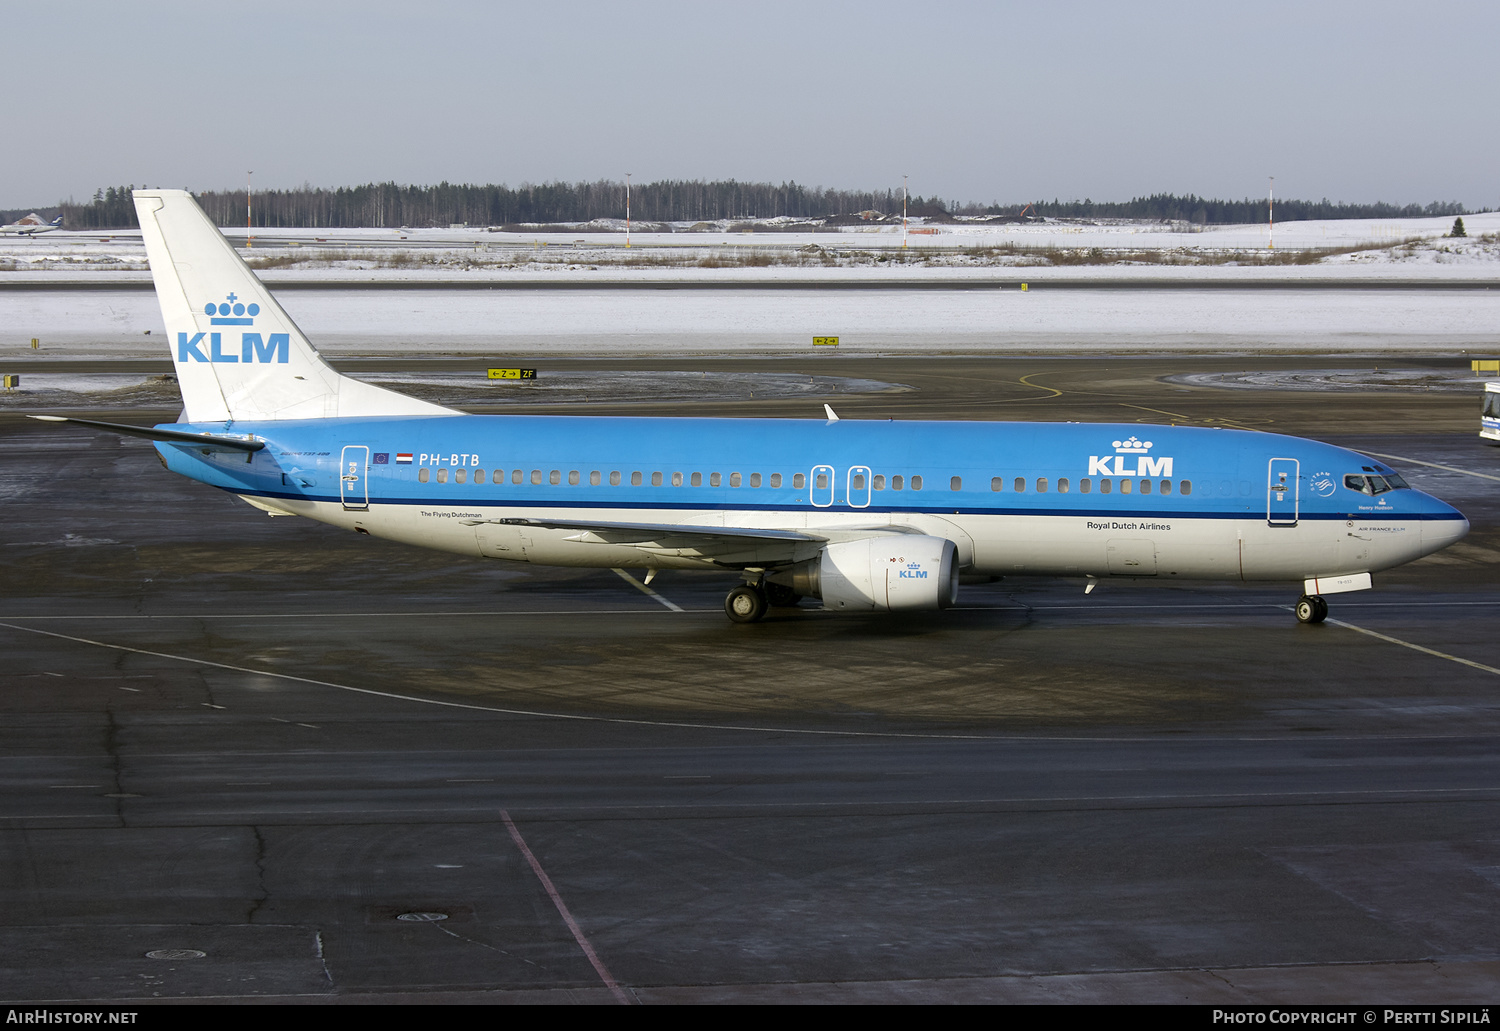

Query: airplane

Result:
[0,213,62,236]
[33,189,1470,624]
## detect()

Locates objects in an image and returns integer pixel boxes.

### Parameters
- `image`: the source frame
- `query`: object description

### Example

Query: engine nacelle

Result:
[784,535,959,612]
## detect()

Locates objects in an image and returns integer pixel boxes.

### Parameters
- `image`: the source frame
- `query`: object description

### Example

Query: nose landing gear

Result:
[1295,594,1328,624]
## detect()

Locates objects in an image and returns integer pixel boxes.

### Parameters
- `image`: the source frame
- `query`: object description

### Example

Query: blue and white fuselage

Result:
[157,413,1466,594]
[40,189,1466,625]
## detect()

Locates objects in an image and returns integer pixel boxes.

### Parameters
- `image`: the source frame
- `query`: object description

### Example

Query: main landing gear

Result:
[1295,594,1329,624]
[724,580,803,623]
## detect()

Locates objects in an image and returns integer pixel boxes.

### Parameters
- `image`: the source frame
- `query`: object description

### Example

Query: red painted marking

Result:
[500,809,631,1004]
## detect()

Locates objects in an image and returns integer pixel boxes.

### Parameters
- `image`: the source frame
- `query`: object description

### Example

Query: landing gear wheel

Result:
[764,582,802,608]
[725,584,768,623]
[1295,594,1328,624]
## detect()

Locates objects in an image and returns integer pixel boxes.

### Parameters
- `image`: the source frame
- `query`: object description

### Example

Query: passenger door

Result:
[1267,458,1299,527]
[340,445,369,511]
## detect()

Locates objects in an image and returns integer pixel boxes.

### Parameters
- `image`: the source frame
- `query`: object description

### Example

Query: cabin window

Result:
[750,473,762,488]
[771,473,783,488]
[950,476,962,491]
[691,472,702,487]
[730,472,742,487]
[473,469,485,484]
[568,470,579,485]
[891,475,903,491]
[1058,478,1069,493]
[794,473,806,489]
[550,470,561,485]
[1120,478,1133,494]
[874,474,886,491]
[609,471,621,486]
[1180,480,1192,495]
[454,469,467,484]
[1100,479,1112,494]
[493,469,504,483]
[911,475,923,491]
[513,470,523,484]
[814,472,827,489]
[1014,477,1026,492]
[1080,478,1091,493]
[651,472,663,486]
[631,471,642,486]
[1037,477,1049,493]
[853,473,866,490]
[710,472,722,487]
[671,471,682,486]
[990,477,1003,492]
[418,468,430,483]
[1138,479,1150,494]
[531,470,542,485]
[437,468,449,484]
[590,471,601,486]
[1159,480,1171,495]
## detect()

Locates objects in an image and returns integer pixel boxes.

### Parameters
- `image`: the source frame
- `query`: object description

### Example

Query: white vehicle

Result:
[1482,382,1500,443]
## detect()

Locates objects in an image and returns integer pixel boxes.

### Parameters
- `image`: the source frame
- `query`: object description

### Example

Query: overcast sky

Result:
[5,0,1496,210]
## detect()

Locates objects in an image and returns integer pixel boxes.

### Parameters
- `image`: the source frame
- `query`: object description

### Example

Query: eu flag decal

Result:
[373,453,389,465]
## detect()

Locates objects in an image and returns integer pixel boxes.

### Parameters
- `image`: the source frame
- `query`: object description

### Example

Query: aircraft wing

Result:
[464,516,911,566]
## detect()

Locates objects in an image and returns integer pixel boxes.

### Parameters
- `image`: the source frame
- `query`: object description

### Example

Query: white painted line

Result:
[0,621,992,739]
[611,568,684,611]
[501,809,631,1005]
[1360,450,1500,482]
[0,608,711,620]
[1326,616,1500,676]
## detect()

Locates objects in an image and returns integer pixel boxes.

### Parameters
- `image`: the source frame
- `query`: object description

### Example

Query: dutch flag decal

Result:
[396,453,413,464]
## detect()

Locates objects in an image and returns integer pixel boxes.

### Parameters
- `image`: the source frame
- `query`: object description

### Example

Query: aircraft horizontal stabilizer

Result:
[28,415,266,452]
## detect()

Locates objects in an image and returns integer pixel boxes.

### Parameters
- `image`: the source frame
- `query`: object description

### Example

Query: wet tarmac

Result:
[2,356,1498,1003]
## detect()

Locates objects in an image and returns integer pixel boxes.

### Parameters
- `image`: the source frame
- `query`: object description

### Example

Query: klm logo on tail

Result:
[178,293,288,363]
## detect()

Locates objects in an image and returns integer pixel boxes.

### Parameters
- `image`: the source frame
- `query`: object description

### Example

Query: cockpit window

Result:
[1345,472,1408,495]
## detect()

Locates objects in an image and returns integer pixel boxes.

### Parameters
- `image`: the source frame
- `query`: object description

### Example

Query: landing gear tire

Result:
[725,584,769,623]
[1295,594,1328,624]
[764,582,802,608]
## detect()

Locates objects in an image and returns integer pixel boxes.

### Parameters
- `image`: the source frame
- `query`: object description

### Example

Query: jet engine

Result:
[777,535,959,612]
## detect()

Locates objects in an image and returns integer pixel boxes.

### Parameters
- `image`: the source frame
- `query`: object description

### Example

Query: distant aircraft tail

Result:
[132,189,456,423]
[48,216,62,227]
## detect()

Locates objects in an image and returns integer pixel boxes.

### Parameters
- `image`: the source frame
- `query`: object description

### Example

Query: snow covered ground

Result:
[2,212,1497,284]
[2,211,1495,360]
[4,283,1498,359]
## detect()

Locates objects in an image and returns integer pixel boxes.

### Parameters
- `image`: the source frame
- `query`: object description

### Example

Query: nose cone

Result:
[1420,502,1469,557]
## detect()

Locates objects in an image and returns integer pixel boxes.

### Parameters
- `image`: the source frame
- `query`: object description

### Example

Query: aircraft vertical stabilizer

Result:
[132,189,455,423]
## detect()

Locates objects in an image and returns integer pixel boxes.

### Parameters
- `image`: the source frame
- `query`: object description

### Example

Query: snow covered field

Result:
[2,211,1495,360]
[4,283,1498,359]
[3,212,1498,284]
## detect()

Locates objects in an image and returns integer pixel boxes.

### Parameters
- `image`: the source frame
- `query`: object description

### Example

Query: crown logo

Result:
[1113,436,1151,454]
[205,293,259,325]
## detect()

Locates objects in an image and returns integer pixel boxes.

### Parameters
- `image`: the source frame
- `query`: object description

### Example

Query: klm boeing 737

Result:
[35,190,1470,623]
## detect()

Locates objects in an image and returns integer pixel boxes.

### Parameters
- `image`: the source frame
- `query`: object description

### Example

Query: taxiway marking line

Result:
[1326,617,1500,676]
[501,809,632,1005]
[0,621,991,740]
[1359,450,1500,483]
[611,568,684,611]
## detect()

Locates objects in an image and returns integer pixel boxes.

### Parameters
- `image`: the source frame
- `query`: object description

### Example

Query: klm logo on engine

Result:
[177,293,288,363]
[898,561,928,579]
[1088,436,1174,477]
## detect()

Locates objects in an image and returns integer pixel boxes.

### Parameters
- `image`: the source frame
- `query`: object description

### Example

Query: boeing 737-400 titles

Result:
[34,190,1469,623]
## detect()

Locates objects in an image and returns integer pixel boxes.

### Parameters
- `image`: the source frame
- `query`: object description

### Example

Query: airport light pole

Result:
[625,173,631,249]
[247,170,253,249]
[1268,176,1274,251]
[902,175,908,250]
